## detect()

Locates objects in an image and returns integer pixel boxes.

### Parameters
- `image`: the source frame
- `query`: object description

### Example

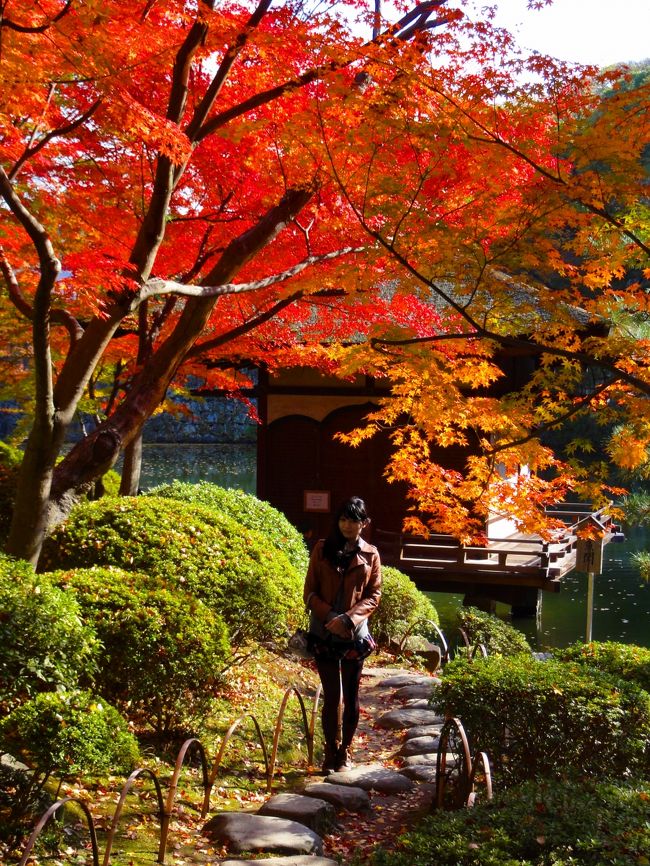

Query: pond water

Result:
[135,443,257,493]
[428,526,650,652]
[137,443,649,651]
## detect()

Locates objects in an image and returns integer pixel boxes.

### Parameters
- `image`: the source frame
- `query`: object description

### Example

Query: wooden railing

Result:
[375,504,622,589]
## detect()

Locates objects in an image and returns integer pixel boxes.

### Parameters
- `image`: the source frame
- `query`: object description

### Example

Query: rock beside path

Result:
[203,812,323,856]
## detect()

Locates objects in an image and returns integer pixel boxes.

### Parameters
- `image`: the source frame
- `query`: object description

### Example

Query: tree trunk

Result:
[120,433,143,496]
[6,185,316,565]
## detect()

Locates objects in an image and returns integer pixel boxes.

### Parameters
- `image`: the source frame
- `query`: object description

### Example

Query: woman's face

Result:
[339,514,365,543]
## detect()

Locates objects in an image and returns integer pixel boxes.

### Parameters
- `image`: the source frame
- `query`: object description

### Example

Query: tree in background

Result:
[319,20,649,540]
[0,0,452,563]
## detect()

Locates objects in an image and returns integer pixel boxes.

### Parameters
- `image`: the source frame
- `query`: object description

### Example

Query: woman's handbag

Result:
[309,632,376,662]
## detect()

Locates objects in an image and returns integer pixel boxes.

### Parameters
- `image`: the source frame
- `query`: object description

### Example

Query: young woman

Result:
[303,496,382,774]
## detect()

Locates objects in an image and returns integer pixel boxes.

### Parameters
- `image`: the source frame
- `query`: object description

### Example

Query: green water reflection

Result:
[427,527,650,651]
[137,443,257,493]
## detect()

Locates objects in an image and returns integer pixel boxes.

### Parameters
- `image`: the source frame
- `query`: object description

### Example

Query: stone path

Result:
[203,667,445,864]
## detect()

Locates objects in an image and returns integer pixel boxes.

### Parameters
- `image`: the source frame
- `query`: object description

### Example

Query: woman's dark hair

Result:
[322,496,369,565]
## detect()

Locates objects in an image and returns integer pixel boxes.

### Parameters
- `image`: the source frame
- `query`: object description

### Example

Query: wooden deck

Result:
[375,505,623,595]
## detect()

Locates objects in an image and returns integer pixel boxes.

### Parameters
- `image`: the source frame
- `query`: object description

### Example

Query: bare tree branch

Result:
[137,245,364,304]
[0,0,72,33]
[9,99,102,181]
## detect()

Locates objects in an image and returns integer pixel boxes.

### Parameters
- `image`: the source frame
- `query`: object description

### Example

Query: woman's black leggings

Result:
[316,656,364,748]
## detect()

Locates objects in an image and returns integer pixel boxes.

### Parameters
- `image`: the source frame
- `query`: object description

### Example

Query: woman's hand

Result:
[325,615,353,639]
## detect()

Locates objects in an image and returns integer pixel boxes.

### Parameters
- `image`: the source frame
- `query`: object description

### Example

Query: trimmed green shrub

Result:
[51,566,230,733]
[0,690,140,778]
[552,640,650,694]
[456,606,531,656]
[146,481,309,572]
[371,565,439,647]
[41,496,304,645]
[435,655,650,785]
[0,554,99,713]
[372,778,650,866]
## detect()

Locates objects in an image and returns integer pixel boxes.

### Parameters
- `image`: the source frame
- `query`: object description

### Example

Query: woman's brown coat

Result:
[303,537,381,628]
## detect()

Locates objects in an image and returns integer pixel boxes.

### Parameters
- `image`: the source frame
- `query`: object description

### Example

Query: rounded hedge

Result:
[0,554,99,713]
[371,565,439,647]
[552,640,650,694]
[0,690,140,777]
[456,606,531,656]
[145,481,309,573]
[373,778,650,866]
[435,655,650,785]
[51,566,230,733]
[41,496,304,645]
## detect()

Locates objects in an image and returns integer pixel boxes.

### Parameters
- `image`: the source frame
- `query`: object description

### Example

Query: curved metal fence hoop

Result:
[267,685,313,792]
[310,683,322,745]
[18,797,100,866]
[159,738,209,864]
[103,767,166,866]
[434,716,472,811]
[467,750,493,807]
[399,618,449,664]
[207,714,269,791]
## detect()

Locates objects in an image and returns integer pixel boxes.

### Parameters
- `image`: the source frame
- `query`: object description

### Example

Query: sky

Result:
[468,0,650,67]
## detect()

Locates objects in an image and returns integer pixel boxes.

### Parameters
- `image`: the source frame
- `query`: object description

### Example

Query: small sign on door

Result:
[304,490,330,513]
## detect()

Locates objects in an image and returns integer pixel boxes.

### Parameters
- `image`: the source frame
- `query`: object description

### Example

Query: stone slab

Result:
[403,724,444,740]
[203,812,322,856]
[394,682,439,700]
[325,763,415,793]
[401,753,456,768]
[376,707,445,729]
[399,765,438,783]
[363,668,415,681]
[402,698,435,709]
[397,735,440,757]
[303,782,371,812]
[258,793,336,835]
[221,858,337,866]
[376,674,435,689]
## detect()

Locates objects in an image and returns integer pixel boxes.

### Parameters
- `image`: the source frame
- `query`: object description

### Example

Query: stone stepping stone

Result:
[403,724,444,740]
[303,782,371,812]
[394,682,440,700]
[258,793,337,835]
[402,698,434,709]
[202,812,322,856]
[376,674,435,689]
[400,753,456,768]
[397,735,440,757]
[376,707,445,729]
[325,762,415,793]
[221,858,338,866]
[399,764,438,783]
[364,667,415,681]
